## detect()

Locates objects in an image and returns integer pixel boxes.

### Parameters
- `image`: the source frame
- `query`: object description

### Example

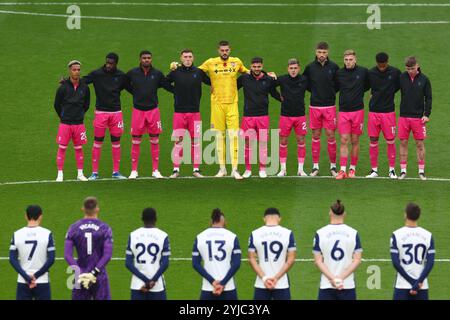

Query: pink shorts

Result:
[279,115,307,137]
[338,109,364,135]
[309,106,336,130]
[240,116,269,141]
[93,111,124,137]
[398,117,427,140]
[131,108,162,136]
[172,112,202,139]
[368,112,396,140]
[56,123,87,146]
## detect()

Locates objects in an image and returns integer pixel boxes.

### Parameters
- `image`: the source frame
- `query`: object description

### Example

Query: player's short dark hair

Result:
[83,197,98,213]
[376,52,389,63]
[330,199,345,215]
[139,50,152,57]
[106,52,119,63]
[251,57,263,64]
[180,48,193,55]
[218,40,230,48]
[264,207,280,217]
[26,205,42,221]
[142,207,157,225]
[211,208,224,223]
[288,58,299,66]
[405,56,417,67]
[405,203,421,221]
[316,41,329,50]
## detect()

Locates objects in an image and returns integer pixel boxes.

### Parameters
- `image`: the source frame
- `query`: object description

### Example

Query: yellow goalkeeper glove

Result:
[78,268,100,289]
[169,61,180,71]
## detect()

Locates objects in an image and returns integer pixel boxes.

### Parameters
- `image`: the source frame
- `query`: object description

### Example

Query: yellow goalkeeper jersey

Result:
[199,56,249,104]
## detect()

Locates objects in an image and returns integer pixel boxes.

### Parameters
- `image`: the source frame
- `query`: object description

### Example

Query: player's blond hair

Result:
[288,58,299,66]
[344,49,356,57]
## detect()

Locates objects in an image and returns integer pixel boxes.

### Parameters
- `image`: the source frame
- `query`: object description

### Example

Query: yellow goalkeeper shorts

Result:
[210,101,239,132]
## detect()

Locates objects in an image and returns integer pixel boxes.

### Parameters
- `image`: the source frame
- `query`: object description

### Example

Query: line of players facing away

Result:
[9,198,435,300]
[54,40,432,182]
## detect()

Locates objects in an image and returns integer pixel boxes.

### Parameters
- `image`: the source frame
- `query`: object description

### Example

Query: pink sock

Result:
[298,142,306,164]
[192,142,200,170]
[245,144,252,171]
[92,141,103,173]
[312,138,321,164]
[279,143,288,164]
[150,137,159,171]
[111,142,121,173]
[340,156,348,168]
[259,141,267,171]
[418,159,425,171]
[351,156,358,167]
[172,142,183,168]
[387,141,396,168]
[369,141,379,169]
[327,138,337,164]
[131,138,141,171]
[56,145,67,171]
[74,146,84,170]
[400,161,407,170]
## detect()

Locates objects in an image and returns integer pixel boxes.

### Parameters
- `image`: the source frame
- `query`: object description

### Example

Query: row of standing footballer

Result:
[9,199,434,300]
[53,41,432,182]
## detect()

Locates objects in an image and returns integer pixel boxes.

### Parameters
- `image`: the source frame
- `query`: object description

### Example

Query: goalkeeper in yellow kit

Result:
[199,40,249,179]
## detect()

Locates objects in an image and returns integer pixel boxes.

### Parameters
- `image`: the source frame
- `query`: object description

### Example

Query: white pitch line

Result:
[0,257,449,262]
[1,174,450,186]
[2,2,450,7]
[1,9,450,25]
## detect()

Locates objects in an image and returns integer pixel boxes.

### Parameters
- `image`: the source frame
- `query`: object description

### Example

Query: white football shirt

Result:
[313,224,362,289]
[10,226,54,284]
[390,226,434,289]
[248,225,296,289]
[126,227,171,292]
[192,227,241,292]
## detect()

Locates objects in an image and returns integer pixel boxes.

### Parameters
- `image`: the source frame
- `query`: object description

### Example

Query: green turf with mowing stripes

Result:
[1,0,449,299]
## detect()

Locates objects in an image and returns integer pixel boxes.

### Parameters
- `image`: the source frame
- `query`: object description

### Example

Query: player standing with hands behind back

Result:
[248,208,296,300]
[192,209,241,300]
[313,200,363,300]
[9,205,55,300]
[64,197,113,300]
[390,203,435,300]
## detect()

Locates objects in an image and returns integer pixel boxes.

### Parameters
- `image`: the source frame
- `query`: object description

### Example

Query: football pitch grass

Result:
[1,0,450,300]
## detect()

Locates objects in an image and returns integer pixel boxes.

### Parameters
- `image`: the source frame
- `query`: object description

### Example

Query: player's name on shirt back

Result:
[79,223,100,231]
